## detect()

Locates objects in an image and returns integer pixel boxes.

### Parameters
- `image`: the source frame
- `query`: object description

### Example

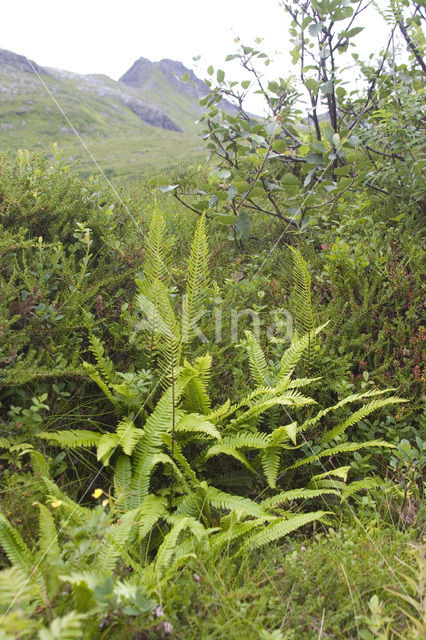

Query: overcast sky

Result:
[2,0,395,112]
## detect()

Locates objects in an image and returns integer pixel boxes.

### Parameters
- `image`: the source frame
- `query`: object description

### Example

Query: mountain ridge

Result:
[0,48,211,181]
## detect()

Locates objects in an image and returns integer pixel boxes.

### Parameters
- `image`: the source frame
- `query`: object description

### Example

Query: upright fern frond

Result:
[87,333,117,384]
[277,322,328,383]
[290,248,315,371]
[182,213,209,344]
[245,331,270,386]
[181,355,212,414]
[143,206,172,287]
[0,513,33,573]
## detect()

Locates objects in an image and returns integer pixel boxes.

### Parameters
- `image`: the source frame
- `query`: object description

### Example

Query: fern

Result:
[38,430,101,449]
[114,455,133,511]
[142,205,172,287]
[241,511,329,551]
[182,213,209,344]
[245,331,270,386]
[38,611,85,640]
[285,439,395,471]
[181,355,212,414]
[0,512,33,573]
[277,322,328,382]
[290,247,315,371]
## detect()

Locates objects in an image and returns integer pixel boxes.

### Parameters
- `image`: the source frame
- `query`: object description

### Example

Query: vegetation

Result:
[0,1,424,638]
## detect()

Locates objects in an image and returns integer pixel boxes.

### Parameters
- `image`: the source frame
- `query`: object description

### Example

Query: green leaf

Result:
[214,213,237,225]
[339,26,364,38]
[217,69,225,83]
[308,22,323,37]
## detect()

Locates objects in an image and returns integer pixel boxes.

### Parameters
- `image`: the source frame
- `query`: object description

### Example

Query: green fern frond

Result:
[97,508,140,572]
[309,466,351,483]
[116,417,144,455]
[182,213,209,343]
[36,503,60,561]
[82,362,118,409]
[38,610,85,640]
[285,439,395,471]
[130,385,177,507]
[277,322,328,382]
[137,494,168,541]
[321,396,407,443]
[290,247,315,371]
[260,448,281,488]
[0,512,33,573]
[181,355,212,414]
[38,430,101,449]
[176,412,220,440]
[241,511,328,551]
[341,477,384,499]
[143,206,172,287]
[206,486,264,517]
[245,331,270,386]
[299,388,393,433]
[87,333,116,384]
[114,455,132,511]
[261,489,339,509]
[96,433,120,465]
[205,444,257,473]
[0,566,38,607]
[155,515,208,575]
[41,478,91,524]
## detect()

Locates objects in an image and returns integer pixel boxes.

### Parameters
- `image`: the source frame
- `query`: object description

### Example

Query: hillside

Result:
[0,48,208,182]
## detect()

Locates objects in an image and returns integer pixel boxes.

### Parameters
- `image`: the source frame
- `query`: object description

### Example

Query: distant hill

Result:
[0,48,212,182]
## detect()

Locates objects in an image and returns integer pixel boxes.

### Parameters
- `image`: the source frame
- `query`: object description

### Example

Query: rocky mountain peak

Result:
[0,48,44,75]
[119,57,153,88]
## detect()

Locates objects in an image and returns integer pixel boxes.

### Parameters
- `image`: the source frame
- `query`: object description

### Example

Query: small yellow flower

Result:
[102,499,109,507]
[92,488,103,499]
[51,500,62,509]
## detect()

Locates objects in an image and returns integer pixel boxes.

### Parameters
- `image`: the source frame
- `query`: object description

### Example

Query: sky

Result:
[2,0,394,111]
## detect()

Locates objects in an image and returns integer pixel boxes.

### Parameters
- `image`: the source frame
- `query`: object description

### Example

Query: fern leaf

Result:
[182,213,209,343]
[206,486,264,517]
[142,205,172,286]
[38,611,85,640]
[341,477,384,499]
[205,444,258,473]
[116,417,144,455]
[261,489,339,509]
[285,439,395,471]
[277,322,328,382]
[96,433,120,465]
[321,396,407,443]
[290,248,315,371]
[87,334,116,383]
[181,355,212,414]
[113,455,132,511]
[245,331,270,386]
[176,412,220,440]
[242,511,328,551]
[137,494,168,541]
[37,503,60,561]
[260,447,281,488]
[38,430,101,449]
[0,512,33,573]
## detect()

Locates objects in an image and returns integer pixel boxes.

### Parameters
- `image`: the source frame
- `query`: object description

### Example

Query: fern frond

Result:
[245,331,270,386]
[130,386,177,507]
[97,508,140,572]
[261,489,339,509]
[341,477,384,499]
[290,247,315,371]
[241,511,328,551]
[137,494,168,541]
[96,433,120,465]
[41,478,91,524]
[0,512,33,573]
[0,566,38,607]
[206,486,264,517]
[285,439,395,471]
[321,397,407,443]
[116,417,144,455]
[176,412,220,440]
[299,388,393,433]
[277,322,328,382]
[38,430,101,449]
[181,355,212,414]
[182,213,209,343]
[36,503,60,561]
[143,206,172,287]
[260,447,281,488]
[87,333,116,384]
[114,455,132,511]
[205,444,257,473]
[155,515,208,575]
[38,610,85,640]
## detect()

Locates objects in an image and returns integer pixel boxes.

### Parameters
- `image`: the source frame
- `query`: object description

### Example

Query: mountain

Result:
[0,48,211,182]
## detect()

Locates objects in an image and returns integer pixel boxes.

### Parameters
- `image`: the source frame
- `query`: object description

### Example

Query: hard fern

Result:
[289,247,315,372]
